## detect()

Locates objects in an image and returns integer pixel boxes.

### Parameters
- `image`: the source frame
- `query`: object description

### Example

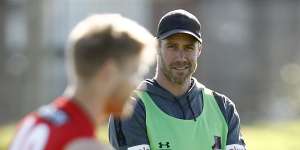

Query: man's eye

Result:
[167,44,176,48]
[186,47,194,51]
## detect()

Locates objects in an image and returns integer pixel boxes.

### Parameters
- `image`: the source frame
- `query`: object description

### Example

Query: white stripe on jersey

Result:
[10,117,50,150]
[10,117,36,150]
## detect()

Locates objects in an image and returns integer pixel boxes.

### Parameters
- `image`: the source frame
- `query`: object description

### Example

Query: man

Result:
[9,14,157,150]
[109,9,246,150]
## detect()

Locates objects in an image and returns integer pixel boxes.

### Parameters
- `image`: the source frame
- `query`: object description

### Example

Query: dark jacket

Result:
[109,78,246,150]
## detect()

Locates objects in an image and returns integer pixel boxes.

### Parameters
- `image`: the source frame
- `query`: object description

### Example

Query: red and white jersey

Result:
[10,97,96,150]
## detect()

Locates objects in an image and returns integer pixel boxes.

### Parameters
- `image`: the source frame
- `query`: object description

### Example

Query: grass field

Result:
[1,121,300,150]
[242,121,300,149]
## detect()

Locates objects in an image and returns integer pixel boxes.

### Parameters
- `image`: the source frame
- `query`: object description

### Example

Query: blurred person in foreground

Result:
[9,14,157,150]
[109,9,246,150]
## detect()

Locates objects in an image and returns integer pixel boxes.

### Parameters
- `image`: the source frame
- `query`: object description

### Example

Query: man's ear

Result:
[157,40,162,55]
[197,42,203,57]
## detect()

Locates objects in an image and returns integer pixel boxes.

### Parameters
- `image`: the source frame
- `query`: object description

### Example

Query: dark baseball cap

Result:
[157,9,202,43]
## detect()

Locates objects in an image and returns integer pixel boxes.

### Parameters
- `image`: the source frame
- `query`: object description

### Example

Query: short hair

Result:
[66,14,156,81]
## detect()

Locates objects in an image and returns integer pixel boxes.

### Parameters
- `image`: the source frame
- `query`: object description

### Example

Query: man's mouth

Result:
[172,66,189,70]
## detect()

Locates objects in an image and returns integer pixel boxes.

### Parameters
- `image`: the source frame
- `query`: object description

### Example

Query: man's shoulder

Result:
[10,105,95,150]
[37,104,69,126]
[197,82,234,106]
[36,104,94,137]
[211,90,236,110]
[201,87,239,123]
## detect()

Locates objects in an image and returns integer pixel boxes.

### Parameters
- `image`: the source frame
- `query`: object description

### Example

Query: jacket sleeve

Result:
[213,92,247,149]
[108,96,150,150]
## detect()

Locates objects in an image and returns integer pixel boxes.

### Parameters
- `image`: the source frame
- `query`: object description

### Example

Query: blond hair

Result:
[66,14,157,82]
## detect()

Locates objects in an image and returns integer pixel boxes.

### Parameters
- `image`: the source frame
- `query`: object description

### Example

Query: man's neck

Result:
[154,73,191,97]
[64,85,106,126]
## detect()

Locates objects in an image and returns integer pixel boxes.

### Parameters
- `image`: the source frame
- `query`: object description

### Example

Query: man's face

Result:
[158,33,201,85]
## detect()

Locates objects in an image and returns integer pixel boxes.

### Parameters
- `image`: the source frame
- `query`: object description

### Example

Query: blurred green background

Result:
[1,0,300,149]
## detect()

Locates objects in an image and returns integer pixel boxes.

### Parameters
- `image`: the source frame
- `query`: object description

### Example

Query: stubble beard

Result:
[159,56,195,85]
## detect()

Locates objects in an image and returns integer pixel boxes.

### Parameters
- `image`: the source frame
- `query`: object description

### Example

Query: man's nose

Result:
[175,49,186,61]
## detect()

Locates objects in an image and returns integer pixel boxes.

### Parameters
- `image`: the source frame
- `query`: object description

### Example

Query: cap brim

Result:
[158,29,202,43]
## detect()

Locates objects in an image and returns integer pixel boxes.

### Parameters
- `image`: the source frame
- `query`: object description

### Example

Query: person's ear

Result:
[197,42,203,57]
[157,40,162,55]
